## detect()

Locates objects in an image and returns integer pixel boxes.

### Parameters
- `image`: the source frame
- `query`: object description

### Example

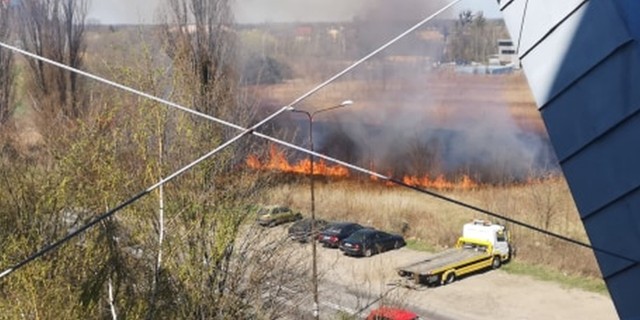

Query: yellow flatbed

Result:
[397,237,505,286]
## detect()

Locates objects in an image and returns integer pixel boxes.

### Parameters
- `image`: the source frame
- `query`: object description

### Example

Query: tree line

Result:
[0,0,306,318]
[0,2,517,318]
[445,10,509,64]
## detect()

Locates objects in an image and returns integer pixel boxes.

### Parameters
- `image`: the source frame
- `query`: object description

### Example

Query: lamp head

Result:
[340,100,354,107]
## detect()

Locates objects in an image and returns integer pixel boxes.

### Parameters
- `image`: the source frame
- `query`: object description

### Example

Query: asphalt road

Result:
[260,224,617,320]
[285,240,618,319]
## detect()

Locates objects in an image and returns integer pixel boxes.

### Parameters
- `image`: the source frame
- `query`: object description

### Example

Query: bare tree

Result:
[159,0,265,197]
[447,10,505,64]
[405,134,443,178]
[161,0,237,120]
[159,0,261,186]
[17,0,88,123]
[448,10,474,63]
[62,0,87,117]
[0,1,15,125]
[157,2,299,317]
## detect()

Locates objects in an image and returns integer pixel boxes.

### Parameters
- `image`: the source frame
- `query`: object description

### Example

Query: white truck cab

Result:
[462,219,510,260]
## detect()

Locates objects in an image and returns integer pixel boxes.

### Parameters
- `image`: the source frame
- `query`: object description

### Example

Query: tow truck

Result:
[397,220,511,286]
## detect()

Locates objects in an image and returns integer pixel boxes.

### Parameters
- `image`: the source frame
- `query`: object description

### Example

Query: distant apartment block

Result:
[497,39,520,67]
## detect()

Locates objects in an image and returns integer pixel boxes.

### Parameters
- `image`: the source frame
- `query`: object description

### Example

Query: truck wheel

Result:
[444,272,456,285]
[492,256,502,269]
[364,248,373,257]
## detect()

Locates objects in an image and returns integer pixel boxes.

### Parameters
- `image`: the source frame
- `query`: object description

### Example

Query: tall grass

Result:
[265,176,602,279]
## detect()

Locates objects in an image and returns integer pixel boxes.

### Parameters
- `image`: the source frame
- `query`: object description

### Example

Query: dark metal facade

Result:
[499,0,640,318]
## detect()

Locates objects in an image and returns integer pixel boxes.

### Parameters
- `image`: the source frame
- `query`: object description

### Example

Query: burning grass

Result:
[263,176,603,282]
[254,70,555,187]
[247,144,482,190]
[253,60,601,285]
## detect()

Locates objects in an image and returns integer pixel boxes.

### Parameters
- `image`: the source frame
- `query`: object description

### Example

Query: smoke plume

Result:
[257,0,556,184]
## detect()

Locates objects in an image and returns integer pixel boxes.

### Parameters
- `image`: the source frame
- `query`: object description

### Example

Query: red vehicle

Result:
[366,307,421,320]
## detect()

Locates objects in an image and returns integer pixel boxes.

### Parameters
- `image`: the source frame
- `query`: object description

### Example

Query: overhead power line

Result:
[0,0,467,279]
[0,0,635,280]
[0,105,291,279]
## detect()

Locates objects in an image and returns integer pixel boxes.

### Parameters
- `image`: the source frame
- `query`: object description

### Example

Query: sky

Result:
[87,0,502,25]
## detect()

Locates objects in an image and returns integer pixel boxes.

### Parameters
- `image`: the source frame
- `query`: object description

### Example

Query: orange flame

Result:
[246,145,479,190]
[246,145,349,177]
[402,174,478,190]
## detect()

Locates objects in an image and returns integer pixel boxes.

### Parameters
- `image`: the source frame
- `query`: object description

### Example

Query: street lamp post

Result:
[291,100,353,320]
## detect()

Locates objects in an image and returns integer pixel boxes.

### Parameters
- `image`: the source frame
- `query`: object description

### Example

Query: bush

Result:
[241,55,292,85]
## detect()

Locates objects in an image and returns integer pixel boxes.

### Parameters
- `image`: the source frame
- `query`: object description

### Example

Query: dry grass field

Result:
[255,68,544,134]
[264,178,601,279]
[256,70,603,283]
[1,23,614,319]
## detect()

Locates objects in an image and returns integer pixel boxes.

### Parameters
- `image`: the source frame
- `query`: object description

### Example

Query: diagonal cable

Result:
[0,105,290,279]
[0,0,464,278]
[516,0,530,55]
[250,135,639,264]
[0,0,461,132]
[2,0,638,277]
[3,0,635,278]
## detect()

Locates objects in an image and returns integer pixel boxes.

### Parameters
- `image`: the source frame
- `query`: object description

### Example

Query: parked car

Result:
[366,307,421,320]
[256,205,302,227]
[339,229,406,257]
[318,222,364,248]
[288,218,330,242]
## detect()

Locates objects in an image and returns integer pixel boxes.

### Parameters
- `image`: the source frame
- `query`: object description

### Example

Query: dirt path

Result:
[312,245,618,319]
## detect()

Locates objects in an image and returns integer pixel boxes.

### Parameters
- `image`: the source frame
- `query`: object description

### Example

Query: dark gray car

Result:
[318,222,364,248]
[288,218,330,242]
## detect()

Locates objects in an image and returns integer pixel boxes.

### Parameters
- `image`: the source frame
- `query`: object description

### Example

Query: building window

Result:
[501,49,516,55]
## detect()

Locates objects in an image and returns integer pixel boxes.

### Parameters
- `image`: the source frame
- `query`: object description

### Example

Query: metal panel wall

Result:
[499,0,640,318]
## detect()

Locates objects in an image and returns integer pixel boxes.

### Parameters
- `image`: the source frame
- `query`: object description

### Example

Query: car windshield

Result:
[347,230,372,242]
[326,224,348,233]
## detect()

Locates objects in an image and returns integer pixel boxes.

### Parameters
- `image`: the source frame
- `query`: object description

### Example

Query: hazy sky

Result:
[87,0,502,25]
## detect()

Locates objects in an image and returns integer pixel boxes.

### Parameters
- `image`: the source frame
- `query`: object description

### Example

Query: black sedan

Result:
[288,218,329,242]
[339,229,406,257]
[318,222,364,248]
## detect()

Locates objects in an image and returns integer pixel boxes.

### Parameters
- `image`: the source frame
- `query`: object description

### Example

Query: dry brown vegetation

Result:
[264,177,602,279]
[249,58,600,278]
[255,70,543,133]
[251,60,599,279]
[1,6,605,317]
[0,3,314,318]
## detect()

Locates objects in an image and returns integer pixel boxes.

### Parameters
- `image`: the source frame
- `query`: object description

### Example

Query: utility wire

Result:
[0,106,290,279]
[0,0,462,136]
[0,0,464,278]
[246,136,639,264]
[516,0,530,55]
[1,0,635,279]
